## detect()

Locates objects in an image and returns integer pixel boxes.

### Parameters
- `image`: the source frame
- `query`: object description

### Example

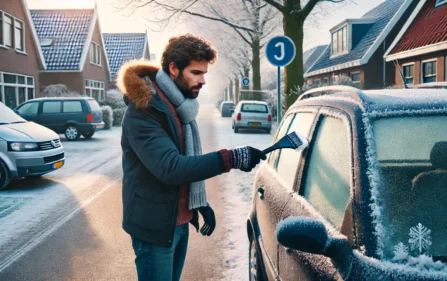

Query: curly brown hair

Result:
[161,34,217,73]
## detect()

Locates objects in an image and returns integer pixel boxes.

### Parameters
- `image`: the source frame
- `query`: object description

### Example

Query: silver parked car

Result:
[231,100,272,133]
[0,102,65,190]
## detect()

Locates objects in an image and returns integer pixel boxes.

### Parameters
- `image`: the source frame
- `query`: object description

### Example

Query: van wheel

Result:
[249,236,265,281]
[82,132,95,139]
[0,160,11,190]
[65,125,80,141]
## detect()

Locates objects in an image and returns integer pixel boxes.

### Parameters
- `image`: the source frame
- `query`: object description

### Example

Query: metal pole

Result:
[277,66,281,123]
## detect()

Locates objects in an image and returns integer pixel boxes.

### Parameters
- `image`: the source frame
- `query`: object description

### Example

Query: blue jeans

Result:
[131,224,189,281]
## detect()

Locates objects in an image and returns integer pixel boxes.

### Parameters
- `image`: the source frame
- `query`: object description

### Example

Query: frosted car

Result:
[0,102,64,190]
[220,101,235,117]
[247,86,447,281]
[230,101,272,134]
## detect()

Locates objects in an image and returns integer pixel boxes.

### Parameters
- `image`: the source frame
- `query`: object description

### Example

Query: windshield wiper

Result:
[0,122,10,125]
[10,121,26,124]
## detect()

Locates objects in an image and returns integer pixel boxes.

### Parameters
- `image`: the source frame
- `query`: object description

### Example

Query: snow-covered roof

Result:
[238,100,269,105]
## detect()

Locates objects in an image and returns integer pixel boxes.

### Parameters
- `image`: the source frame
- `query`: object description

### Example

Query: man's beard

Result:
[174,73,202,99]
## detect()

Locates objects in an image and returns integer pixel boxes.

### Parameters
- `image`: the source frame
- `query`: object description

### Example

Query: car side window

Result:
[63,101,83,113]
[268,114,294,167]
[42,101,62,114]
[17,102,39,115]
[302,115,351,230]
[276,112,316,188]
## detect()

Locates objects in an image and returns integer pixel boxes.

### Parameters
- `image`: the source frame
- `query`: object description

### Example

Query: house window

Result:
[332,25,348,56]
[350,72,361,84]
[436,0,447,7]
[323,78,329,86]
[331,76,337,85]
[0,11,26,53]
[422,60,437,83]
[85,79,105,101]
[314,79,321,87]
[403,64,414,84]
[89,42,101,66]
[0,72,35,109]
[3,14,13,48]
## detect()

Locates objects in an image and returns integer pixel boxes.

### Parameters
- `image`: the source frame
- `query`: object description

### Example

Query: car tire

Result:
[234,126,239,133]
[249,236,265,281]
[0,160,11,190]
[266,129,271,134]
[64,125,80,141]
[82,131,95,139]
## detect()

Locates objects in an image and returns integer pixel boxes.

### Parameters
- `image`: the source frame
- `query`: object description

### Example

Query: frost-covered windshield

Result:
[372,115,447,262]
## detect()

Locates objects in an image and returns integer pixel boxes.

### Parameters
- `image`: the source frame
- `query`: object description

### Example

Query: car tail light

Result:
[87,113,93,123]
[268,114,272,122]
[237,113,241,121]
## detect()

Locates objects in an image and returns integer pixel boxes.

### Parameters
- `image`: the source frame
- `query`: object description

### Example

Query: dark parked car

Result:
[220,101,235,117]
[247,86,447,281]
[15,97,105,141]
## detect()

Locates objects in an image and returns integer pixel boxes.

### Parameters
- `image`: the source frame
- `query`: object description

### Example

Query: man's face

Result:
[170,60,208,99]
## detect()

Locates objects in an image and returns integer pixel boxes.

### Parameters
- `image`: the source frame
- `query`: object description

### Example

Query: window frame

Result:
[402,63,414,85]
[0,71,35,109]
[0,10,26,54]
[85,79,105,101]
[297,109,355,232]
[89,42,102,66]
[421,59,437,84]
[331,24,348,57]
[350,72,361,84]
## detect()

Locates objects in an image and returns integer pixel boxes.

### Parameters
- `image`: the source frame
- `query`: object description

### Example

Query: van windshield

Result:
[0,103,26,124]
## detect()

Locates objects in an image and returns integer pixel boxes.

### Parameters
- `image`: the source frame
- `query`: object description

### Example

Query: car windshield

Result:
[372,115,447,261]
[0,102,26,124]
[241,104,268,113]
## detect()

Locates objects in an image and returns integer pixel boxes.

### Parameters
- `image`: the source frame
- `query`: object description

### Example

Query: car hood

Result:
[0,122,59,142]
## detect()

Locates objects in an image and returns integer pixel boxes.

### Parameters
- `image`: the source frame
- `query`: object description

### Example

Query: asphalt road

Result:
[0,105,229,281]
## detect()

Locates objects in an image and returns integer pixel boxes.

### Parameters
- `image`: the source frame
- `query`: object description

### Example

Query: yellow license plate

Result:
[53,161,63,170]
[249,123,261,127]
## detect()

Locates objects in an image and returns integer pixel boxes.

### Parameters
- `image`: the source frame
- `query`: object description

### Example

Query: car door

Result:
[16,101,40,123]
[39,101,63,132]
[278,109,355,281]
[254,109,317,279]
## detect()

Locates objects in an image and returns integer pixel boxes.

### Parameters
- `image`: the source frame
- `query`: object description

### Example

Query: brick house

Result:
[304,0,418,89]
[0,0,46,108]
[385,0,447,87]
[103,32,150,88]
[30,6,111,101]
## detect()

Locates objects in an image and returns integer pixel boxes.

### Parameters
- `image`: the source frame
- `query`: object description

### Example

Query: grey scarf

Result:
[155,70,207,210]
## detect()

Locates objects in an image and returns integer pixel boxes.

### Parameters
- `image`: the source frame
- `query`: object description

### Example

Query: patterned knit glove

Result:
[229,146,267,172]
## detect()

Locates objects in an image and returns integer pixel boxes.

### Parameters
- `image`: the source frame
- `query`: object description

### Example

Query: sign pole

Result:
[277,66,281,124]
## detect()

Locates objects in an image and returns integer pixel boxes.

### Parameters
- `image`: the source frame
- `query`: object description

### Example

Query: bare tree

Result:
[114,0,281,91]
[262,0,346,108]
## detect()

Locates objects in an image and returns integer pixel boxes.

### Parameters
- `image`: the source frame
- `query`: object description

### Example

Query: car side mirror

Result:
[276,217,350,258]
[229,109,235,114]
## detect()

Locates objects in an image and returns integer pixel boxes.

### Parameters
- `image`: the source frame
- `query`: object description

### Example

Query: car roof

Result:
[221,101,235,105]
[30,97,95,101]
[296,86,447,113]
[238,100,268,105]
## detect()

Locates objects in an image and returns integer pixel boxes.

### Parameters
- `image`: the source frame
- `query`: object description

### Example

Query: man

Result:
[117,34,266,281]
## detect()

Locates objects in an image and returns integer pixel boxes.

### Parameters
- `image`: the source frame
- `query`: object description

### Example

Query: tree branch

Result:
[263,0,285,14]
[296,0,345,19]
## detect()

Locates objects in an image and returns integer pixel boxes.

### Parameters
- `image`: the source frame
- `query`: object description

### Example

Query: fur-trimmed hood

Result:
[116,59,161,109]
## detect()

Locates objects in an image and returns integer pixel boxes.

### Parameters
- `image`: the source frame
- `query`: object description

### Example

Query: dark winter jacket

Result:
[118,60,226,246]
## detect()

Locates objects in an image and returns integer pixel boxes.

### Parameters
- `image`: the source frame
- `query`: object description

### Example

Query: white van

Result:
[0,102,65,190]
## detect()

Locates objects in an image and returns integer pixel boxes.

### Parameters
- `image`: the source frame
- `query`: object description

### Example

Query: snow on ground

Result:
[203,105,276,281]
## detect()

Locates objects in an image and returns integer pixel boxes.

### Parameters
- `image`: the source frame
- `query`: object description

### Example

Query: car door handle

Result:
[257,186,265,200]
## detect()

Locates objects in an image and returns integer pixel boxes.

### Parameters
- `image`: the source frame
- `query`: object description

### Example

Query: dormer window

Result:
[331,25,348,57]
[436,0,447,7]
[39,38,54,47]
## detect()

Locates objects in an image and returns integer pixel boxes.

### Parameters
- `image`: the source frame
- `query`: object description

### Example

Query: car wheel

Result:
[249,236,264,281]
[82,131,95,139]
[266,129,271,134]
[64,125,80,141]
[234,126,239,133]
[0,160,11,190]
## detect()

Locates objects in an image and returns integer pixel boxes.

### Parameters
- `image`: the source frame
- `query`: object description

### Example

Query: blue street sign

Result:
[265,36,296,67]
[241,77,250,87]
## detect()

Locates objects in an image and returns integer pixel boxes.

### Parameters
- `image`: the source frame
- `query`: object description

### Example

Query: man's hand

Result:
[229,146,267,172]
[198,204,216,236]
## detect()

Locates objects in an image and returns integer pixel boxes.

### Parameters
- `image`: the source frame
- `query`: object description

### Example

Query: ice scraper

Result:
[263,131,308,154]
